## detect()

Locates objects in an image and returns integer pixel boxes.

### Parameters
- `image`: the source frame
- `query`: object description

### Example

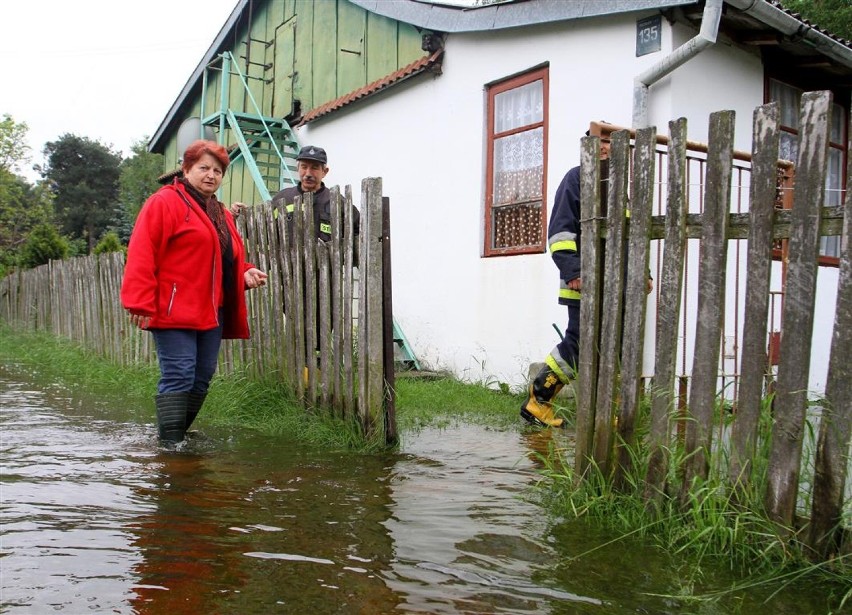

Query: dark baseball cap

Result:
[296,145,327,165]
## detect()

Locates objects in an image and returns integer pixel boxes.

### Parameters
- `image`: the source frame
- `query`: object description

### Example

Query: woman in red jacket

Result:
[121,140,267,446]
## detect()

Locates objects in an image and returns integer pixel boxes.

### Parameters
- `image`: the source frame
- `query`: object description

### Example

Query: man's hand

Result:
[230,202,246,217]
[567,277,582,291]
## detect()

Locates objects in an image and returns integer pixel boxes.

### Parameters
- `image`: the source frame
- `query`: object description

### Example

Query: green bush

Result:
[93,230,124,255]
[18,223,68,268]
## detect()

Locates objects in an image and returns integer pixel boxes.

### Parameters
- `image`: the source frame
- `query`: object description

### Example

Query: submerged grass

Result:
[0,325,525,450]
[535,401,852,612]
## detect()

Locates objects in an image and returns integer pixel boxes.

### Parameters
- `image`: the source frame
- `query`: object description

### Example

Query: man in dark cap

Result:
[272,145,360,381]
[272,145,354,243]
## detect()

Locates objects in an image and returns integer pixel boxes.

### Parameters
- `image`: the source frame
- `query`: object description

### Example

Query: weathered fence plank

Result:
[728,102,780,488]
[682,110,735,490]
[765,91,832,527]
[342,185,356,421]
[358,178,385,439]
[592,130,631,473]
[575,136,604,480]
[330,186,343,411]
[809,116,852,557]
[291,193,307,401]
[381,197,398,446]
[615,126,656,485]
[318,241,332,407]
[644,118,689,498]
[648,206,844,240]
[303,193,318,405]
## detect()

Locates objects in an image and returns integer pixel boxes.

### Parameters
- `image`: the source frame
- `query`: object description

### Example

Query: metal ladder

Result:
[199,51,419,372]
[200,51,300,201]
[392,318,420,371]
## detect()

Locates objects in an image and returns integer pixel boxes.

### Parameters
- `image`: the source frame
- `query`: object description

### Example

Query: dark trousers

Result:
[151,311,224,394]
[547,300,580,383]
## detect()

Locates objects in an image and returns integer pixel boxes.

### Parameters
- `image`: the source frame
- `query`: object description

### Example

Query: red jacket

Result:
[121,180,254,339]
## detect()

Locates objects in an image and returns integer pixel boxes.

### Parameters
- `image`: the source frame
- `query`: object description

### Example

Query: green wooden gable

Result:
[158,0,430,186]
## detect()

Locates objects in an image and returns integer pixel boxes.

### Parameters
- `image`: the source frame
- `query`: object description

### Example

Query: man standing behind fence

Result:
[271,145,360,248]
[271,146,360,380]
[521,134,611,428]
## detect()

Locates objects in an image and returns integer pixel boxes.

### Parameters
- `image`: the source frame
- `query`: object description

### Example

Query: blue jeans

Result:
[151,314,224,394]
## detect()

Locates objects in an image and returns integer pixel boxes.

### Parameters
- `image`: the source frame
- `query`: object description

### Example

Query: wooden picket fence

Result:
[0,178,397,444]
[577,91,850,559]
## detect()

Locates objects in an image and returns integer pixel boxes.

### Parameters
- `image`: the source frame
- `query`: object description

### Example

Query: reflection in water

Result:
[0,364,842,614]
[128,452,250,614]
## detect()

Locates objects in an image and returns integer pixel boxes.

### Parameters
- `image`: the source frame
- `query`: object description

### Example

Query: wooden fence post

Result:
[644,118,688,499]
[342,185,357,419]
[358,178,385,439]
[291,194,307,401]
[575,135,604,480]
[381,197,398,446]
[765,90,832,527]
[728,102,780,488]
[682,110,735,492]
[592,129,631,474]
[615,126,656,486]
[330,186,343,411]
[809,102,852,556]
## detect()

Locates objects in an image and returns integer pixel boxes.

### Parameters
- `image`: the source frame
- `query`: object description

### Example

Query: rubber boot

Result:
[155,392,190,444]
[520,365,565,428]
[185,391,207,430]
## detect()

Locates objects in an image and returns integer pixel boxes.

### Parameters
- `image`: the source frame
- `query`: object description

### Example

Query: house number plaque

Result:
[636,15,662,57]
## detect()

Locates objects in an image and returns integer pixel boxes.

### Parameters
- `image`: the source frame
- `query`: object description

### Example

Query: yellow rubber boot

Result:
[520,366,565,428]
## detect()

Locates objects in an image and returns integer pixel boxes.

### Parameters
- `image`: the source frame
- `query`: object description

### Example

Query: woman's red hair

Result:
[182,140,230,173]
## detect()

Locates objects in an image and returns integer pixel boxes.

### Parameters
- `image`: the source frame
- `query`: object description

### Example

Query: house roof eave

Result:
[349,0,699,33]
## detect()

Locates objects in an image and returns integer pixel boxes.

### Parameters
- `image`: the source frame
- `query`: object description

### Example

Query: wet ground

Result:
[0,362,844,614]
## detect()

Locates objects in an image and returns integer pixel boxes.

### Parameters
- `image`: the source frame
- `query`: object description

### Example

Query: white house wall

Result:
[296,12,837,396]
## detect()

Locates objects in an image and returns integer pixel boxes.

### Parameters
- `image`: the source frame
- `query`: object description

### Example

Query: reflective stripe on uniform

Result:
[550,240,576,253]
[545,352,574,383]
[320,222,331,234]
[559,278,581,300]
[559,288,582,301]
[548,231,577,253]
[286,204,295,213]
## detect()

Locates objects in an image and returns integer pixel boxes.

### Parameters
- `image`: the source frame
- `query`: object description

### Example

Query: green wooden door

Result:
[273,18,296,118]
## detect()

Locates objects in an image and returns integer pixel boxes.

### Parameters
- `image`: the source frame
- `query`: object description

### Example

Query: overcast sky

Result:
[3,0,476,181]
[2,0,238,179]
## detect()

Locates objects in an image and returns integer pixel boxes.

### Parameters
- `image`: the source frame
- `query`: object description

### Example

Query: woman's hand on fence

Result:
[244,268,268,289]
[128,312,151,330]
[230,202,246,217]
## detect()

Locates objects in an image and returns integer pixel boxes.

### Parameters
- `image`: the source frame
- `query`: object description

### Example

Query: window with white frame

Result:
[484,66,549,256]
[769,79,847,262]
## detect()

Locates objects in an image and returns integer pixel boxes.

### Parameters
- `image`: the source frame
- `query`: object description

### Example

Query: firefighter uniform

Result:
[521,159,609,428]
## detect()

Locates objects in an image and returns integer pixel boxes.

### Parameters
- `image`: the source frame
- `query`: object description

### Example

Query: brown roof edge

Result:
[298,50,445,126]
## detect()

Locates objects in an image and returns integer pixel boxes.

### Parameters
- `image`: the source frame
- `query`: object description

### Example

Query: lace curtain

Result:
[491,80,544,249]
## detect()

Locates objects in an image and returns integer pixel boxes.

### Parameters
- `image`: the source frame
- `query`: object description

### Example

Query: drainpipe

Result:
[632,0,724,128]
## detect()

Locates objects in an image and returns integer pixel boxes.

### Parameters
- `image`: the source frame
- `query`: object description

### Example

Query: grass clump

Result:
[394,373,525,432]
[534,405,852,612]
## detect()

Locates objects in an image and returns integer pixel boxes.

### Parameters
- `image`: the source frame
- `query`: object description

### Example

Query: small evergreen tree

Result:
[19,223,69,268]
[93,230,124,255]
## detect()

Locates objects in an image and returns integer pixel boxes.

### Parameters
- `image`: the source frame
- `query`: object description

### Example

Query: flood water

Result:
[0,362,845,614]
